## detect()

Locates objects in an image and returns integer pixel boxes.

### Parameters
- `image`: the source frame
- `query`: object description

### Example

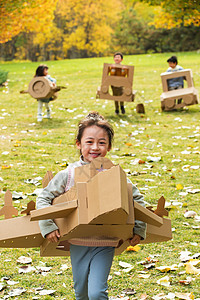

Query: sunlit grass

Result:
[0,52,200,298]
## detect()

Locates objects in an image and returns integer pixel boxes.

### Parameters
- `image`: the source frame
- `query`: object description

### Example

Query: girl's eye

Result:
[100,142,106,145]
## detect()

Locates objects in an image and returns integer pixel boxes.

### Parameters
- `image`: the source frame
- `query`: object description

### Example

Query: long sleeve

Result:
[36,168,69,237]
[127,178,147,240]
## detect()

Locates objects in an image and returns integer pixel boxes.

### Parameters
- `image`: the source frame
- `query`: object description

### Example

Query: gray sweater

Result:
[37,157,146,240]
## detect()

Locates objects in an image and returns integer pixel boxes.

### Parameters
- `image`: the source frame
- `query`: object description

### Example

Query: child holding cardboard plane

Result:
[37,111,146,300]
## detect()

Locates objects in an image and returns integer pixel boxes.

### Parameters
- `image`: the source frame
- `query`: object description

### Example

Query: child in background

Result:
[36,111,146,300]
[34,64,56,122]
[166,56,184,104]
[109,52,127,115]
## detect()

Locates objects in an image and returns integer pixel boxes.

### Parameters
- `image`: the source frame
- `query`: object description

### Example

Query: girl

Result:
[36,112,146,300]
[34,64,56,122]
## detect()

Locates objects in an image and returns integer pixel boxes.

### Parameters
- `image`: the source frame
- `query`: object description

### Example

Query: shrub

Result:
[0,69,8,85]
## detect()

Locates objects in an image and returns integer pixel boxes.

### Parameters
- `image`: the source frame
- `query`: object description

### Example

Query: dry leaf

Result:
[185,262,200,275]
[156,275,171,286]
[8,288,26,296]
[126,245,141,252]
[175,292,194,299]
[179,276,192,285]
[17,256,32,264]
[176,184,183,190]
[18,265,36,273]
[38,289,56,295]
[138,274,151,279]
[119,261,132,268]
[1,165,11,169]
[156,264,178,272]
[184,210,197,218]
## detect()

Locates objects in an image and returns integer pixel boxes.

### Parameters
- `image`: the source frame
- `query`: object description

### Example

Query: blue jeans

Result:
[70,245,115,300]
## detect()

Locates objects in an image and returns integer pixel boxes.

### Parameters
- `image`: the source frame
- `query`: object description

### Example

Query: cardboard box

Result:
[20,78,66,100]
[160,69,199,111]
[0,158,172,257]
[96,63,136,102]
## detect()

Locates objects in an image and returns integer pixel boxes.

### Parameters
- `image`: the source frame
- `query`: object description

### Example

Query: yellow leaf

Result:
[42,132,47,135]
[156,264,177,272]
[185,262,200,275]
[176,184,183,190]
[125,142,132,146]
[175,292,194,300]
[2,165,11,169]
[126,245,141,252]
[59,139,62,144]
[157,275,171,286]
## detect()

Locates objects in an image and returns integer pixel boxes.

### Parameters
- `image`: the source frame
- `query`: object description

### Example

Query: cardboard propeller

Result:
[0,158,172,256]
[160,69,199,111]
[96,63,136,102]
[20,77,66,100]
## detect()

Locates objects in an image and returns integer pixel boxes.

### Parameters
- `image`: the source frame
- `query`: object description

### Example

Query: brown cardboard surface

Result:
[0,158,172,256]
[96,63,136,102]
[0,190,18,219]
[160,69,199,111]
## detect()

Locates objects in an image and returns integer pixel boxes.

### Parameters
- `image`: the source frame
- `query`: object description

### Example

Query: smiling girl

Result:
[37,111,146,300]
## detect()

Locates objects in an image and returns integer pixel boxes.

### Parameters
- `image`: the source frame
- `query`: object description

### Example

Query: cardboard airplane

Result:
[160,69,199,111]
[20,77,66,100]
[96,63,136,102]
[0,158,172,257]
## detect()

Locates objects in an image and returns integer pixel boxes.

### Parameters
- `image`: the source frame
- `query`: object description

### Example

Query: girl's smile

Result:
[76,125,111,163]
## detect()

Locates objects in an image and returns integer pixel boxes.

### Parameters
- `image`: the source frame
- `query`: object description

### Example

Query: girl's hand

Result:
[129,234,141,247]
[46,230,60,243]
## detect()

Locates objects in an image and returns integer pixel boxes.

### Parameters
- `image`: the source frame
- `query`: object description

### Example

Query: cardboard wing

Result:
[96,63,136,102]
[0,158,172,256]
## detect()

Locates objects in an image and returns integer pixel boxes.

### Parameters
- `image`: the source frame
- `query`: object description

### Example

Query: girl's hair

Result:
[76,111,114,148]
[34,64,48,77]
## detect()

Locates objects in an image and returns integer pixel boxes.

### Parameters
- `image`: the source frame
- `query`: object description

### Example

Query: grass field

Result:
[0,52,200,299]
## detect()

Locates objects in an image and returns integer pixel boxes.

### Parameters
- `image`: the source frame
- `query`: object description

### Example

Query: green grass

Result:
[0,52,200,299]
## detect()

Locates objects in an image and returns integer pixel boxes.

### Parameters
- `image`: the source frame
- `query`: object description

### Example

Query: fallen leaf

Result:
[156,264,178,272]
[38,289,56,295]
[1,165,11,169]
[176,184,183,190]
[119,261,132,268]
[8,288,26,296]
[175,292,194,299]
[157,275,171,286]
[185,262,200,275]
[126,245,141,252]
[179,276,192,285]
[17,256,32,264]
[18,265,36,273]
[184,210,197,218]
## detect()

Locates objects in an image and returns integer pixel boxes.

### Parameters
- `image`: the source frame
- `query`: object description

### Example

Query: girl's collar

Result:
[80,155,89,165]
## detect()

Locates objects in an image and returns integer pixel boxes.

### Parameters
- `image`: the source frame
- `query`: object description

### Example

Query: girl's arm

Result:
[36,168,69,238]
[127,178,147,241]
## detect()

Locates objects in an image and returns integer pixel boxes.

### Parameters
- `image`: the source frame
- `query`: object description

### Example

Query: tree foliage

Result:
[0,0,58,43]
[139,0,200,28]
[55,0,123,57]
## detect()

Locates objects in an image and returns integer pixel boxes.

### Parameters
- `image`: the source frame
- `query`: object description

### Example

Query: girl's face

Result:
[76,125,111,163]
[43,68,48,76]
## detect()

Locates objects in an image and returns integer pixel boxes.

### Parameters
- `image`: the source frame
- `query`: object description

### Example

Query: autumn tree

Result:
[55,0,123,58]
[139,0,200,28]
[0,0,58,43]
